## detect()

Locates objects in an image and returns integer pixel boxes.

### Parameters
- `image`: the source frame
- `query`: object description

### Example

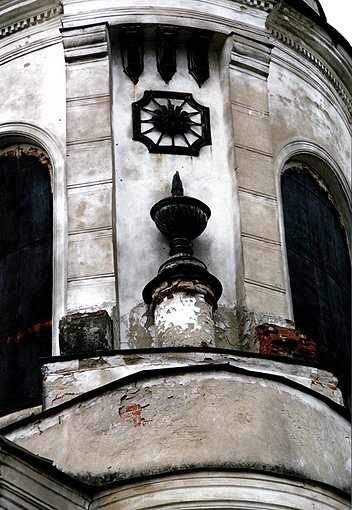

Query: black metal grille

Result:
[282,168,351,402]
[0,153,52,415]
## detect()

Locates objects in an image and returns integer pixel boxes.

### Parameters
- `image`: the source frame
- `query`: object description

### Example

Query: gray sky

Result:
[319,0,352,44]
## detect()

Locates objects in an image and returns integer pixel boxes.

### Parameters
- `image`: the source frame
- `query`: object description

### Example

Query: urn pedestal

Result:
[143,173,222,347]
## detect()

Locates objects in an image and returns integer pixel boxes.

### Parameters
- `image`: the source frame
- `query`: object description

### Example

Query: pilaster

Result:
[230,33,288,319]
[61,23,115,317]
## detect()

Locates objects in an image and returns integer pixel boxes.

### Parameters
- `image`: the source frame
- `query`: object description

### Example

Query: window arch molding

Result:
[275,140,351,242]
[275,140,351,319]
[275,141,351,401]
[0,122,67,356]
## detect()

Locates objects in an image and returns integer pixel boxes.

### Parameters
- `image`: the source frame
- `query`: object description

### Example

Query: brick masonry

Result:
[256,323,317,361]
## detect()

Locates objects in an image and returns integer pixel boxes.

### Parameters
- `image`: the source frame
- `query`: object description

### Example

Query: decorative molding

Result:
[231,34,273,77]
[60,1,275,32]
[0,34,62,66]
[235,143,273,158]
[237,0,273,10]
[67,178,112,190]
[0,5,62,39]
[68,225,113,236]
[120,24,144,84]
[66,136,112,147]
[0,121,67,357]
[117,25,212,86]
[132,90,211,156]
[187,29,212,87]
[61,23,109,63]
[231,100,269,117]
[242,232,281,246]
[67,273,115,283]
[245,278,286,294]
[156,25,178,84]
[66,93,110,104]
[238,186,277,201]
[271,29,352,119]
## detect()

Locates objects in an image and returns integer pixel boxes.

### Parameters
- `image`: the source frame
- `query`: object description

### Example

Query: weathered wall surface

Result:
[269,56,351,185]
[90,471,351,510]
[42,351,344,409]
[62,24,116,318]
[0,35,65,152]
[1,0,350,352]
[5,367,351,491]
[111,37,240,348]
[2,454,349,510]
[0,1,351,508]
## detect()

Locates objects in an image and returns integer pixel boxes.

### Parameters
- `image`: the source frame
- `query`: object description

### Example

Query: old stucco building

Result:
[0,0,351,508]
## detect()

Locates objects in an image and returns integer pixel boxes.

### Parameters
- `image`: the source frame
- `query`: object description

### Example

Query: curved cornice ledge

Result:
[0,0,62,39]
[2,364,350,491]
[271,29,352,120]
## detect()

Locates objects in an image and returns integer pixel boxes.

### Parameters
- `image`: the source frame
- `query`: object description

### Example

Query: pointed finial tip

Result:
[171,171,184,197]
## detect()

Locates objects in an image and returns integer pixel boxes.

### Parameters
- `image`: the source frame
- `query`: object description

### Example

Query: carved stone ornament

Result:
[120,25,144,84]
[156,25,178,84]
[132,90,211,156]
[187,30,212,87]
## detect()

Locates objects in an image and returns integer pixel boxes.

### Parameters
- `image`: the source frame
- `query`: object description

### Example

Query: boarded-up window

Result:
[282,166,351,401]
[0,150,52,414]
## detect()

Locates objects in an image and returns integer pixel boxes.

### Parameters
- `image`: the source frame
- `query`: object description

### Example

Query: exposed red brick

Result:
[256,323,316,361]
[3,320,52,346]
[152,280,217,308]
[119,403,146,426]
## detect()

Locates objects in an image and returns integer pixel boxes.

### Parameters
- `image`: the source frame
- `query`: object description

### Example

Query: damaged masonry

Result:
[0,0,350,508]
[143,172,222,347]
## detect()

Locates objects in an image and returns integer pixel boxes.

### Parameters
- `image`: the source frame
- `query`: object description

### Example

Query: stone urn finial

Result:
[150,171,211,257]
[143,174,222,348]
[171,171,184,196]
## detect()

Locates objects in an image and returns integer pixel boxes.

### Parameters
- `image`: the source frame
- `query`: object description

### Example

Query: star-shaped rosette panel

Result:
[132,91,212,156]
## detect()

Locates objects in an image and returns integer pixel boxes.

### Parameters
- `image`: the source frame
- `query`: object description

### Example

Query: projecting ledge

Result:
[3,365,350,492]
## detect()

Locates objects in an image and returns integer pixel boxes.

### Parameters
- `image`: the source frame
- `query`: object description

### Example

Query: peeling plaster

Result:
[154,292,215,347]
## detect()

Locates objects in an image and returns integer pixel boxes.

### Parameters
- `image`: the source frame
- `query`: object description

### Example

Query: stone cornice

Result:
[0,32,62,66]
[61,0,274,13]
[61,23,109,62]
[271,28,352,120]
[60,1,274,34]
[267,1,352,121]
[0,1,62,40]
[230,0,273,10]
[231,33,273,77]
[0,0,275,40]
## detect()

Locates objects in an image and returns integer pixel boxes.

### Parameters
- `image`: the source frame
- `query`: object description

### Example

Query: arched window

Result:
[0,146,53,414]
[281,164,351,403]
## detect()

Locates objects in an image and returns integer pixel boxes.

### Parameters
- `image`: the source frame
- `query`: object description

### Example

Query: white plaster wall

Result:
[6,368,351,491]
[0,21,67,352]
[112,40,241,347]
[0,446,89,509]
[42,351,344,409]
[0,0,349,353]
[269,51,351,187]
[0,33,66,153]
[61,0,269,33]
[92,471,350,510]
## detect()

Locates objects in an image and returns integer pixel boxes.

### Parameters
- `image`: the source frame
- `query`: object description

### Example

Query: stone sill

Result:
[42,348,344,409]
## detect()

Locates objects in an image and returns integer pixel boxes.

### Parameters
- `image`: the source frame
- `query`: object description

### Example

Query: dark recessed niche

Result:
[120,25,144,84]
[187,29,212,87]
[132,90,212,156]
[156,25,178,84]
[118,24,212,87]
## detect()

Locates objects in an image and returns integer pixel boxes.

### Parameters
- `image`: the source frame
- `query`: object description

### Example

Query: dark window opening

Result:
[0,150,52,415]
[282,166,351,404]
